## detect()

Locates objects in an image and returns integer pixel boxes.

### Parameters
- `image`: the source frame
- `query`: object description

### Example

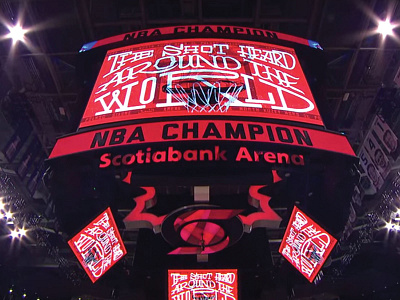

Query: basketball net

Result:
[164,80,245,113]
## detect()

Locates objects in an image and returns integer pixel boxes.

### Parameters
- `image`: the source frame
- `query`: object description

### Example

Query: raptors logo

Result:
[162,205,244,254]
[123,171,283,255]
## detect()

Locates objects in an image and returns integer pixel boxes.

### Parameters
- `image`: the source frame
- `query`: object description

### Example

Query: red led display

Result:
[168,269,238,300]
[81,25,321,51]
[68,207,127,283]
[79,38,323,128]
[49,120,355,159]
[279,206,337,283]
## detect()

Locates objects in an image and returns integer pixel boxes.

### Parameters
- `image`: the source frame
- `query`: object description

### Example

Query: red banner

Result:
[279,206,337,283]
[68,207,127,283]
[50,120,354,159]
[79,39,323,128]
[168,269,238,300]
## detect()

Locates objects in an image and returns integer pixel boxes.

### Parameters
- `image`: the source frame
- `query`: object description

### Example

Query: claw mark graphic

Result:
[123,186,165,233]
[239,170,283,232]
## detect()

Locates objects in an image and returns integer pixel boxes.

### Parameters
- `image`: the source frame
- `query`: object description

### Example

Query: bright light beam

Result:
[10,229,19,239]
[7,24,27,42]
[385,222,393,230]
[377,18,395,37]
[19,228,27,237]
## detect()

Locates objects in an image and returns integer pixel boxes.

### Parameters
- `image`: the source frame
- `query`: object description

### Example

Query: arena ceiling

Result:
[1,0,400,299]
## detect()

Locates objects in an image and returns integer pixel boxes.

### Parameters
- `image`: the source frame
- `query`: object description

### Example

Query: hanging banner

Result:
[27,165,44,196]
[16,137,41,179]
[26,153,47,195]
[2,120,32,163]
[359,147,384,190]
[362,130,391,180]
[279,206,337,283]
[371,114,399,159]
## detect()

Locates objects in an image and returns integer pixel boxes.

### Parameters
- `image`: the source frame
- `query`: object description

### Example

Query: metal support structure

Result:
[74,0,95,42]
[333,0,377,120]
[139,0,147,29]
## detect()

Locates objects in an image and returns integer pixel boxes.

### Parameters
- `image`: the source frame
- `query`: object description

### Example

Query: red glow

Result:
[68,207,127,283]
[79,39,323,128]
[168,269,238,300]
[279,206,337,282]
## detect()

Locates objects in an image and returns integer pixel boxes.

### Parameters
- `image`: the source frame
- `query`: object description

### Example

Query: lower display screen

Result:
[168,269,238,300]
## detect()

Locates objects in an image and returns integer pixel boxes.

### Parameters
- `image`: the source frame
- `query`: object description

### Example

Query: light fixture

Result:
[10,229,19,239]
[5,211,12,219]
[19,227,27,237]
[6,23,27,43]
[385,222,393,230]
[9,227,27,239]
[377,17,395,37]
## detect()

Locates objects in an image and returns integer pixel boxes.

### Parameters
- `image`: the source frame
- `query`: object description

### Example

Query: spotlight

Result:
[9,227,27,239]
[10,229,19,239]
[19,228,27,237]
[6,24,27,43]
[377,18,395,37]
[385,222,394,230]
[5,211,14,224]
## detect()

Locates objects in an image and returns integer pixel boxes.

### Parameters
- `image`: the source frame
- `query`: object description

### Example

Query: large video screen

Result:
[80,38,323,128]
[168,269,238,300]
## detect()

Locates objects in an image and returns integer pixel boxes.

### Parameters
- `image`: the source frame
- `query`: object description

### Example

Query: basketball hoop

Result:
[162,80,245,113]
